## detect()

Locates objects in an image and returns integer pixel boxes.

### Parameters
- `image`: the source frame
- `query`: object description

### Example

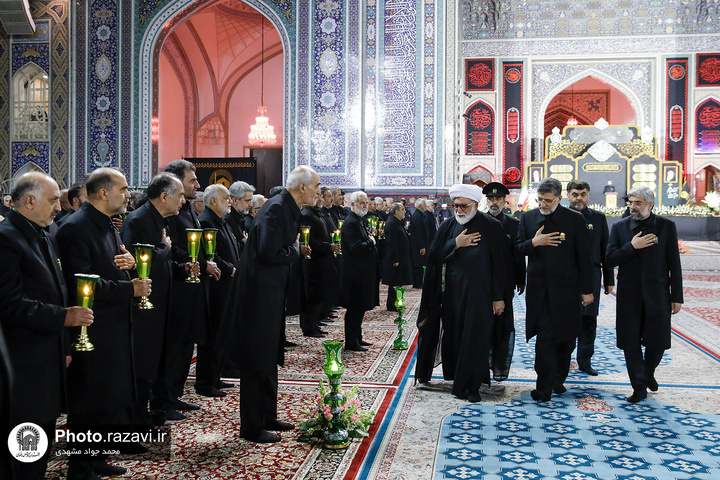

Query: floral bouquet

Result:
[678,239,692,254]
[299,380,375,441]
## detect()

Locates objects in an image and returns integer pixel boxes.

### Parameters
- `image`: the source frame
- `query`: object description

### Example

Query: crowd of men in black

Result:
[0,161,683,479]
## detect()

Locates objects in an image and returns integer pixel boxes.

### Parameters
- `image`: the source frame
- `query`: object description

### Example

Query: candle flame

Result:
[191,233,197,241]
[330,362,339,373]
[141,254,148,261]
[83,284,90,295]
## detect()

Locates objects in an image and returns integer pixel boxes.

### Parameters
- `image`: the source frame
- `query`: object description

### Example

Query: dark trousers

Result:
[66,408,127,480]
[623,346,664,392]
[534,298,575,397]
[300,300,323,334]
[239,370,278,435]
[195,335,221,392]
[386,286,398,311]
[411,265,424,288]
[577,314,597,367]
[151,337,194,410]
[344,307,366,347]
[8,422,54,480]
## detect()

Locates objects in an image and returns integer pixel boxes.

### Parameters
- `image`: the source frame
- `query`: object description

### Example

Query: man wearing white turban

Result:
[415,183,510,402]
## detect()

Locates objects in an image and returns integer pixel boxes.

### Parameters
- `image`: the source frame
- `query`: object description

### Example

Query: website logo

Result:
[7,422,48,463]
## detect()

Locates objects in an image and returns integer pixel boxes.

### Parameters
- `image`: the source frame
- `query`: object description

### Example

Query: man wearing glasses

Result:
[415,184,509,402]
[517,177,594,402]
[606,186,683,403]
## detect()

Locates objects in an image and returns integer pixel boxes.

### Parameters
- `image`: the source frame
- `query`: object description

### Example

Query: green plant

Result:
[299,380,375,440]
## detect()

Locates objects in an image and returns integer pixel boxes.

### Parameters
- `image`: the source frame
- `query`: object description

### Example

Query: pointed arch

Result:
[12,62,49,141]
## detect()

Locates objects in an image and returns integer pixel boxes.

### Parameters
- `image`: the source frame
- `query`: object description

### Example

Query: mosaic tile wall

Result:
[1,1,70,189]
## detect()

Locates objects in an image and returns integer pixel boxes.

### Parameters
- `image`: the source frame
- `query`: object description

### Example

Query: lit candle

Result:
[330,362,339,373]
[560,232,566,240]
[82,284,90,308]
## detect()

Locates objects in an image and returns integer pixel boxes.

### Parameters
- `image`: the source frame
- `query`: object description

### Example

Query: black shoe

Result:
[266,420,294,431]
[412,285,423,289]
[455,391,469,400]
[467,392,482,403]
[285,340,298,347]
[92,460,127,476]
[387,306,397,312]
[627,389,648,403]
[303,330,325,338]
[241,429,281,443]
[647,377,659,392]
[149,410,167,426]
[359,340,373,346]
[531,389,551,402]
[553,384,567,394]
[216,380,234,389]
[345,344,368,352]
[165,409,186,420]
[579,365,599,376]
[174,400,200,411]
[196,387,227,398]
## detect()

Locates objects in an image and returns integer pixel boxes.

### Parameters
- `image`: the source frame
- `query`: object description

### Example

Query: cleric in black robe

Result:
[120,173,189,425]
[516,178,594,402]
[198,184,240,397]
[340,191,379,351]
[0,173,93,480]
[415,184,508,402]
[230,166,320,444]
[382,202,413,311]
[409,198,430,287]
[57,168,151,478]
[606,185,683,403]
[300,195,340,337]
[483,182,525,382]
[566,179,615,376]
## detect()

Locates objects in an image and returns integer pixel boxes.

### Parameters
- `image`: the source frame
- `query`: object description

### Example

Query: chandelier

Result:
[248,17,277,146]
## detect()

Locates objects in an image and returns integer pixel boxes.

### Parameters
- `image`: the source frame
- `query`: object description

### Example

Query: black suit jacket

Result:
[199,208,240,326]
[493,212,526,292]
[579,207,614,316]
[340,212,379,311]
[300,207,335,305]
[233,189,300,371]
[223,207,247,256]
[56,202,136,413]
[409,209,429,266]
[0,209,68,424]
[166,202,209,343]
[517,205,593,342]
[120,201,182,380]
[382,214,413,287]
[423,210,437,242]
[607,213,682,350]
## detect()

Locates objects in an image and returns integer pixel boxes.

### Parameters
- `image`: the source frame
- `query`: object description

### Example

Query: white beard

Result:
[353,207,368,217]
[454,205,477,225]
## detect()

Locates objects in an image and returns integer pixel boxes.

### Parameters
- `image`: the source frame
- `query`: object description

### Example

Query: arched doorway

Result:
[543,75,637,141]
[136,0,291,187]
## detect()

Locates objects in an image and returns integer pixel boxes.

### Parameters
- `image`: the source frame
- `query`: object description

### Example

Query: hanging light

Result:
[567,83,578,126]
[248,17,277,146]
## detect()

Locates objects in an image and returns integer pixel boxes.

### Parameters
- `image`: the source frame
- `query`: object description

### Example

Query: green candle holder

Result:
[332,229,342,256]
[203,228,218,260]
[301,225,311,259]
[72,273,99,351]
[185,228,203,283]
[133,243,155,309]
[323,340,349,449]
[393,286,408,350]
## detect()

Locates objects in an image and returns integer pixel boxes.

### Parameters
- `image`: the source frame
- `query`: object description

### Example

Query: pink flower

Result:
[324,411,333,420]
[351,414,359,422]
[352,399,360,407]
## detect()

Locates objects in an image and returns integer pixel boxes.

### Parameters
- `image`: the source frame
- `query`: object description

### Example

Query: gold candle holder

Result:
[134,243,155,310]
[72,274,99,352]
[203,228,218,260]
[301,225,311,259]
[185,228,203,283]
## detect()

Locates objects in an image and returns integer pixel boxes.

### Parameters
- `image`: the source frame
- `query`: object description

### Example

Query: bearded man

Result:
[415,184,509,402]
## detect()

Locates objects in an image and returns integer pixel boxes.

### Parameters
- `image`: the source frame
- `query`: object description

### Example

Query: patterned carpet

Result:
[44,257,720,479]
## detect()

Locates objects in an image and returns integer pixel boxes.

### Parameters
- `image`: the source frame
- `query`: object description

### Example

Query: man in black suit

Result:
[409,198,429,288]
[423,199,437,243]
[382,202,413,311]
[484,182,525,383]
[300,193,341,337]
[567,179,614,376]
[234,165,320,443]
[320,187,342,313]
[197,184,240,397]
[120,173,189,426]
[225,180,255,253]
[340,191,379,352]
[0,173,93,480]
[57,167,151,479]
[56,182,87,227]
[156,160,221,420]
[244,194,266,233]
[0,327,11,480]
[607,185,683,403]
[331,188,350,223]
[517,177,593,402]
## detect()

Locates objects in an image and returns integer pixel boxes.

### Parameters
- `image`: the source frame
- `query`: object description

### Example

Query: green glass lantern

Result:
[133,243,155,310]
[185,228,203,283]
[203,228,218,260]
[393,286,409,350]
[300,225,311,259]
[337,220,343,229]
[333,229,342,256]
[323,340,349,449]
[72,274,100,351]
